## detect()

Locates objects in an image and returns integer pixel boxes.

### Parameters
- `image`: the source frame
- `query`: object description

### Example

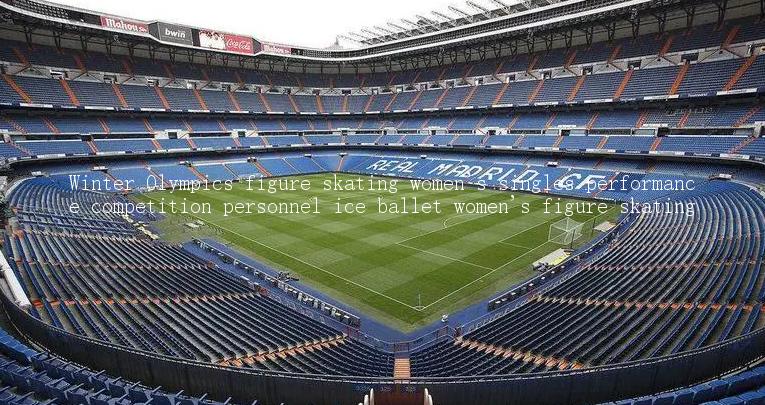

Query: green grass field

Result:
[135,173,620,332]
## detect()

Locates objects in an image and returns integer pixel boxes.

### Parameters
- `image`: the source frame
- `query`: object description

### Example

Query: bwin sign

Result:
[155,23,193,46]
[164,27,187,40]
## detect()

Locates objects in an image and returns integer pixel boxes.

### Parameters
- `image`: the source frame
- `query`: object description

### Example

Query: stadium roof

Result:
[0,0,756,69]
[338,0,570,47]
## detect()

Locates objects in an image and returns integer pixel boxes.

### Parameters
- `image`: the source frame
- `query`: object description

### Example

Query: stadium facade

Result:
[0,0,763,404]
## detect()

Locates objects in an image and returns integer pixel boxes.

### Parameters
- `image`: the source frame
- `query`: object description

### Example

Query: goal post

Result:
[548,217,584,245]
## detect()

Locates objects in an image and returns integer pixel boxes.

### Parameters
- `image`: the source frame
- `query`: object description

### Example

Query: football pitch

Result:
[136,173,620,332]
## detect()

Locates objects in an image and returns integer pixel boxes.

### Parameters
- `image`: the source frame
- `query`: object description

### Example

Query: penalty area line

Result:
[420,242,552,311]
[398,199,526,245]
[498,242,532,250]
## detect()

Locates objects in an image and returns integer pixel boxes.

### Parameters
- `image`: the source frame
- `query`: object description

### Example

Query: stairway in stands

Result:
[676,110,691,128]
[723,54,757,91]
[153,87,171,109]
[2,116,27,134]
[668,62,690,95]
[364,94,377,112]
[730,137,756,154]
[97,118,111,135]
[735,105,761,127]
[528,79,545,103]
[112,84,129,108]
[461,85,478,107]
[613,69,633,99]
[10,140,30,155]
[408,91,423,110]
[227,92,242,111]
[493,82,510,104]
[287,94,301,113]
[650,137,663,151]
[567,75,586,102]
[192,89,208,110]
[41,117,59,134]
[315,95,324,113]
[86,141,98,154]
[394,354,411,380]
[2,74,32,103]
[341,95,349,113]
[188,165,208,182]
[258,93,272,112]
[59,79,80,106]
[254,161,272,177]
[144,162,171,187]
[596,136,609,149]
[433,88,450,108]
[586,112,600,130]
[474,116,487,132]
[636,111,649,128]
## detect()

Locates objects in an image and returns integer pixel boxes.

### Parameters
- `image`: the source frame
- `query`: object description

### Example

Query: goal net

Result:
[548,217,584,245]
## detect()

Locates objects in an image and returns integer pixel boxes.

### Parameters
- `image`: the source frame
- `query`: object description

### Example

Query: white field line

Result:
[420,242,551,310]
[395,242,494,271]
[442,213,484,228]
[498,242,532,250]
[398,199,526,244]
[142,194,422,311]
[422,207,620,310]
[148,188,617,312]
[498,219,551,243]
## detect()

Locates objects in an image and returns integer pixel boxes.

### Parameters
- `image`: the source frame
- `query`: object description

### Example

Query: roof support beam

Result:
[651,10,667,34]
[374,25,397,36]
[683,3,696,27]
[448,6,474,22]
[602,21,616,42]
[713,0,728,27]
[401,19,428,34]
[466,1,494,18]
[337,35,365,46]
[23,26,34,47]
[626,9,641,38]
[431,11,457,26]
[581,25,594,46]
[562,29,573,49]
[542,33,553,52]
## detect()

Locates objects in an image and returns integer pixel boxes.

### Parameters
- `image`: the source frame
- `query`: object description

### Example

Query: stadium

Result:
[0,0,762,403]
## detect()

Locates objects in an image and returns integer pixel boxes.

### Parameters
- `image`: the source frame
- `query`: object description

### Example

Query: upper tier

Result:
[0,16,763,115]
[2,16,763,88]
[2,104,764,136]
[1,53,763,114]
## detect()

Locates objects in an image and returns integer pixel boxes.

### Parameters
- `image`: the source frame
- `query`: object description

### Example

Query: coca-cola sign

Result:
[198,30,254,55]
[261,42,292,56]
[100,15,149,34]
[224,34,254,54]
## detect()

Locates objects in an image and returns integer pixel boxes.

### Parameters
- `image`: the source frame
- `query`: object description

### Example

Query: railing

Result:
[7,141,765,176]
[3,288,765,405]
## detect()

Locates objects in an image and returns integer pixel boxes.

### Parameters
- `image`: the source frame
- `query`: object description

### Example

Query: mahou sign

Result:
[261,43,292,56]
[100,15,149,34]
